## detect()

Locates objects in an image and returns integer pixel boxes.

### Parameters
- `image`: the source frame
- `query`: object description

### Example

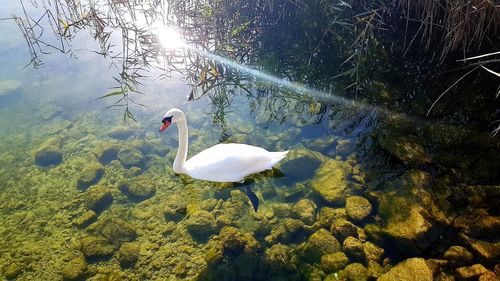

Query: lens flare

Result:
[154,25,185,50]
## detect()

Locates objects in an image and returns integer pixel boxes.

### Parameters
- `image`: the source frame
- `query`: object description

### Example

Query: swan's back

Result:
[184,143,288,182]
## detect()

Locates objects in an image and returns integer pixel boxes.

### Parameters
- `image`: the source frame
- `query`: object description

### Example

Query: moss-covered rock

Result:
[73,210,97,228]
[270,204,291,218]
[118,242,139,268]
[366,260,385,279]
[80,236,115,259]
[312,207,347,230]
[98,218,137,245]
[61,255,87,280]
[443,245,473,266]
[205,226,260,265]
[83,185,113,212]
[363,241,384,263]
[117,147,144,168]
[264,244,295,272]
[465,215,500,239]
[465,236,500,260]
[372,170,440,255]
[108,127,134,140]
[292,199,317,225]
[4,262,22,279]
[345,196,372,221]
[163,194,187,221]
[34,144,63,167]
[185,210,217,239]
[378,258,433,281]
[311,159,351,204]
[331,218,359,242]
[76,162,104,191]
[343,263,368,281]
[93,143,120,164]
[379,135,431,166]
[120,176,156,200]
[343,236,364,262]
[320,252,349,273]
[456,264,488,280]
[302,229,341,262]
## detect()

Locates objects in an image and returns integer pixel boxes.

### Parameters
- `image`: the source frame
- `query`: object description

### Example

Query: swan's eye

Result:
[162,116,173,123]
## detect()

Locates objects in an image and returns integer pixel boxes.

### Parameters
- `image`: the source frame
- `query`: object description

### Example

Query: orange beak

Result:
[159,121,170,133]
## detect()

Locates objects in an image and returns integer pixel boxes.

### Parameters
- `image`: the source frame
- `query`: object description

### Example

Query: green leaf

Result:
[98,90,124,99]
[231,21,251,37]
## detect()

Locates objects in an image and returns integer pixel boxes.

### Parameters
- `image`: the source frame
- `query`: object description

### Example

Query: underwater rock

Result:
[40,103,62,121]
[479,271,499,281]
[185,210,217,239]
[331,218,359,242]
[80,236,115,259]
[343,236,365,262]
[462,235,500,260]
[378,258,433,281]
[366,260,385,279]
[4,262,22,279]
[443,246,473,266]
[199,198,218,212]
[264,218,304,245]
[120,176,156,200]
[320,252,349,273]
[98,218,137,245]
[379,135,431,166]
[118,242,139,268]
[343,263,368,281]
[61,255,87,280]
[83,185,113,212]
[313,207,347,230]
[205,226,260,264]
[264,244,295,272]
[302,229,341,262]
[302,264,325,281]
[117,147,144,168]
[311,159,351,204]
[292,199,317,225]
[363,241,384,264]
[373,170,439,255]
[456,264,488,280]
[108,127,134,140]
[465,216,500,240]
[163,194,187,221]
[73,210,97,228]
[34,143,63,167]
[76,162,104,191]
[93,143,120,164]
[345,196,372,221]
[0,79,20,96]
[219,226,259,254]
[272,203,292,218]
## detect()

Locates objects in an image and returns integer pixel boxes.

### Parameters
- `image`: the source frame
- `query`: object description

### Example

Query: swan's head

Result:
[159,108,185,133]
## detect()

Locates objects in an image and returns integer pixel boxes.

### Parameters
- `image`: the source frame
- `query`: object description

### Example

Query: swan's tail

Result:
[268,150,289,167]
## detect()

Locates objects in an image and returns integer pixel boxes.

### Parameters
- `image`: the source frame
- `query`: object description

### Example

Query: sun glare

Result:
[153,25,185,50]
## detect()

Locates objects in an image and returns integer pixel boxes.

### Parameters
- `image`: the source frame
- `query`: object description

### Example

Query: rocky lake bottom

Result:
[1,82,500,281]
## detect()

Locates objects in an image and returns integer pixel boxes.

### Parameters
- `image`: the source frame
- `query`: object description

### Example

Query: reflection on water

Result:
[1,0,500,281]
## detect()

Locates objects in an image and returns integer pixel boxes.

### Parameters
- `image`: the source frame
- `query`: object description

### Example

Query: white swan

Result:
[159,108,288,183]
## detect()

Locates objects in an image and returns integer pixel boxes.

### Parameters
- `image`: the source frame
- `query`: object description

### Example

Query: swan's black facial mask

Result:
[159,116,173,133]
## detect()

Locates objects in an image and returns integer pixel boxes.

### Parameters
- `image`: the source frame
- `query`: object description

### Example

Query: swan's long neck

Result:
[173,117,188,173]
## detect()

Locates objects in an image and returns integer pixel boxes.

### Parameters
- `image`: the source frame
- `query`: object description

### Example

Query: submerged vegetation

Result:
[1,0,500,280]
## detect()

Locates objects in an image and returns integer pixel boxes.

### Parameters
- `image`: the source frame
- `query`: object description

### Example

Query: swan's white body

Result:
[160,108,288,183]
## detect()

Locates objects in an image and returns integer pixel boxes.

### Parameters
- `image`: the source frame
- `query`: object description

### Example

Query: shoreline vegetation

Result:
[4,0,499,131]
